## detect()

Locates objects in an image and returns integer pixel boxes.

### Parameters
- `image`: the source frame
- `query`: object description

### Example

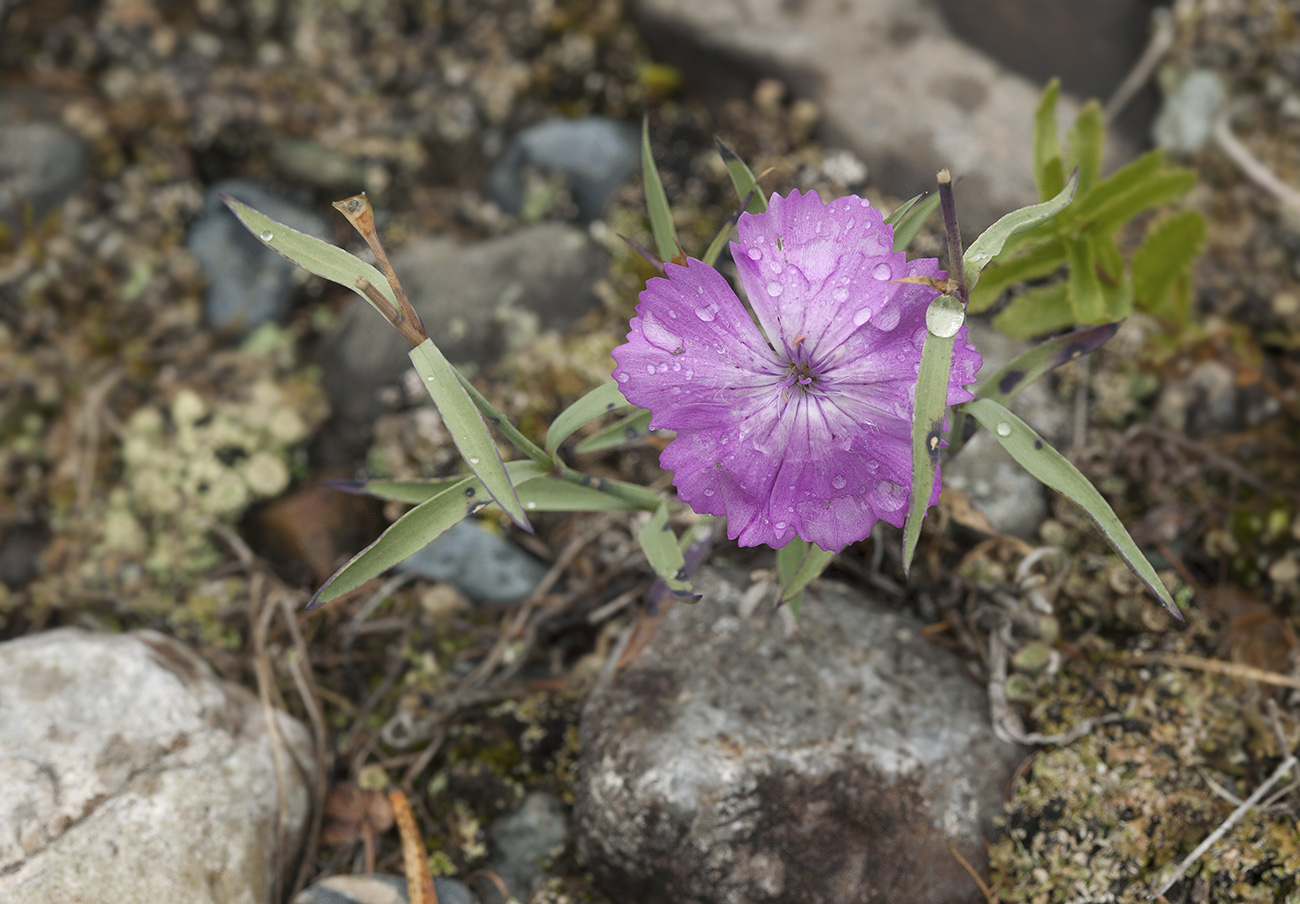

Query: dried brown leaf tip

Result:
[320,783,395,847]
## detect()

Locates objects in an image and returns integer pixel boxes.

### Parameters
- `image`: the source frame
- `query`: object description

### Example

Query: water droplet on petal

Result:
[867,458,880,473]
[775,521,788,531]
[766,281,783,297]
[832,287,849,303]
[859,198,870,208]
[695,302,719,322]
[852,307,872,327]
[832,475,847,489]
[720,434,730,445]
[768,260,782,274]
[646,364,656,374]
[997,422,1012,436]
[617,372,630,383]
[668,310,678,319]
[747,247,762,261]
[876,305,901,331]
[872,263,892,281]
[703,488,715,497]
[259,230,273,241]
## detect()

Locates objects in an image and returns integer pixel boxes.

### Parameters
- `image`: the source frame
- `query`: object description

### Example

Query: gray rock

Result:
[0,629,316,904]
[318,223,606,444]
[1154,359,1240,435]
[0,121,87,231]
[487,791,569,900]
[187,179,330,333]
[488,116,640,222]
[575,567,1024,904]
[396,520,547,607]
[1152,69,1227,155]
[292,874,475,904]
[631,0,1131,230]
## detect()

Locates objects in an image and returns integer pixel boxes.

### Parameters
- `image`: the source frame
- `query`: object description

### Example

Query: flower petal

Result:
[612,258,783,432]
[733,190,936,356]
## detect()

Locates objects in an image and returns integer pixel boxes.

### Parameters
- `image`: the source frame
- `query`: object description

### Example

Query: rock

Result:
[631,0,1132,231]
[187,179,330,333]
[1152,69,1227,155]
[396,521,547,607]
[0,121,87,232]
[575,567,1024,904]
[292,874,475,904]
[0,629,316,904]
[487,791,569,900]
[317,223,606,446]
[1154,359,1241,435]
[487,116,641,222]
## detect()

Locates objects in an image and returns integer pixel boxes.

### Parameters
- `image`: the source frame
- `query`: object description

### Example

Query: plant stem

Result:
[937,170,969,306]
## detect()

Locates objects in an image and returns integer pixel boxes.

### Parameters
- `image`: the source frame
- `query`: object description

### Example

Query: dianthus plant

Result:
[225,129,1182,620]
[612,189,982,552]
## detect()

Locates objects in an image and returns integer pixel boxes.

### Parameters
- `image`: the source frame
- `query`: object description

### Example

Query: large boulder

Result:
[0,629,317,904]
[575,567,1023,904]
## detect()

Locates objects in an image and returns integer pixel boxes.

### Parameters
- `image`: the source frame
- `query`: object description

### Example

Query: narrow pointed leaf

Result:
[1085,168,1198,238]
[1065,236,1107,323]
[975,322,1121,405]
[992,282,1076,339]
[964,398,1182,620]
[409,339,530,532]
[967,237,1067,313]
[638,504,697,599]
[1033,79,1065,201]
[1065,100,1105,197]
[964,171,1078,292]
[546,382,631,455]
[718,138,766,214]
[701,216,735,267]
[511,476,644,512]
[777,538,836,607]
[642,116,679,262]
[332,461,547,505]
[888,191,941,253]
[574,408,672,454]
[224,196,398,317]
[309,473,484,608]
[902,295,963,573]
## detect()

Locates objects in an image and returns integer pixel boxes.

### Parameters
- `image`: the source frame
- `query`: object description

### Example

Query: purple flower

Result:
[612,189,982,552]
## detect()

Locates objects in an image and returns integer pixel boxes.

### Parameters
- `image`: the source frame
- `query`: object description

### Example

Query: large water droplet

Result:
[871,263,892,281]
[832,474,847,489]
[695,302,719,322]
[852,307,872,327]
[768,260,783,274]
[617,372,629,383]
[775,521,788,531]
[996,422,1012,437]
[876,305,901,331]
[911,327,928,350]
[646,364,656,374]
[766,281,783,297]
[259,229,273,241]
[747,247,762,261]
[925,295,966,338]
[640,313,684,351]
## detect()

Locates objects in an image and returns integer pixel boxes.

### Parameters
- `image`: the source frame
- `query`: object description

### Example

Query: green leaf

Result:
[701,216,734,268]
[573,408,672,454]
[776,538,836,610]
[511,476,645,512]
[718,138,766,214]
[1065,236,1107,323]
[1068,149,1164,222]
[964,171,1078,292]
[409,339,530,532]
[902,295,964,573]
[974,322,1121,404]
[963,398,1182,620]
[1033,79,1065,201]
[338,460,548,504]
[309,470,505,608]
[992,282,1077,339]
[1132,210,1207,319]
[1084,168,1198,238]
[967,237,1066,314]
[888,191,942,253]
[883,192,924,226]
[223,196,398,318]
[1065,100,1105,197]
[638,504,697,599]
[642,116,679,262]
[546,382,630,456]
